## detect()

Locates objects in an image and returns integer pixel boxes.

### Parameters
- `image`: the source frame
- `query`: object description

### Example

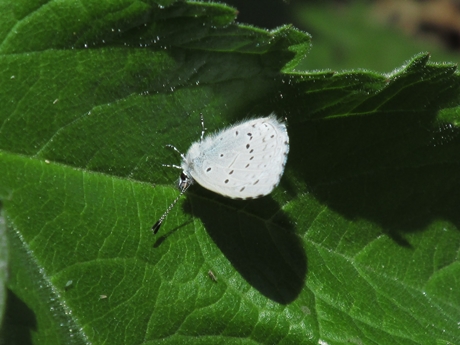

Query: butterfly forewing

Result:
[186,115,289,199]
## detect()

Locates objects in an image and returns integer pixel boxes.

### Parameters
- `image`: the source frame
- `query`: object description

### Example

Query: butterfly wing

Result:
[186,115,289,199]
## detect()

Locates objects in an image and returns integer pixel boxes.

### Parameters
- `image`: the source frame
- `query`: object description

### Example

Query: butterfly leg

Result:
[162,164,182,170]
[200,112,206,142]
[165,144,186,160]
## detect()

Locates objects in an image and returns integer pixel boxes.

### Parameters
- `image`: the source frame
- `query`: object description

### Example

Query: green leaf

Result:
[0,209,6,328]
[1,1,460,345]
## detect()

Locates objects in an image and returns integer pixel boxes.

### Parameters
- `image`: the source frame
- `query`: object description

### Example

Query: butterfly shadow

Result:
[185,190,306,305]
[2,289,37,345]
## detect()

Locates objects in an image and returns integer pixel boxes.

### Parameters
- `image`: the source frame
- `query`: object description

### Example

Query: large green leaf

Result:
[0,209,6,329]
[1,1,460,345]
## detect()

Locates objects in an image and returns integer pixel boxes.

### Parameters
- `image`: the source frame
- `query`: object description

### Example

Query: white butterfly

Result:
[153,113,289,234]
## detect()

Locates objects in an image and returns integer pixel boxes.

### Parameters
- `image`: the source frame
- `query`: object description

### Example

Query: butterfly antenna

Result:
[152,186,190,235]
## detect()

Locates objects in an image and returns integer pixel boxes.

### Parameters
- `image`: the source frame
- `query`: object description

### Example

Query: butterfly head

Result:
[178,171,193,192]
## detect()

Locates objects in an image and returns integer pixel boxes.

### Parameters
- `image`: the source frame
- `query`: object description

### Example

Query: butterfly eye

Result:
[178,172,191,191]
